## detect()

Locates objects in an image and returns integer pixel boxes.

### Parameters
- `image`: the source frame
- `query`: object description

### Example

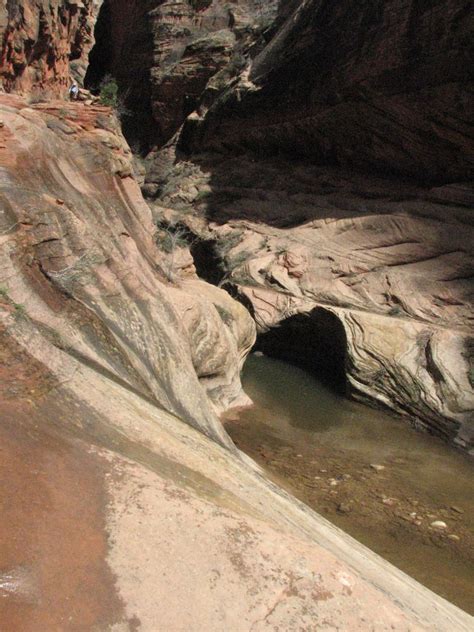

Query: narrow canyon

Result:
[0,1,473,630]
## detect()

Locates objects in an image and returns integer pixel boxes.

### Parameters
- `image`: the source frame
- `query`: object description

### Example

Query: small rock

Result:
[370,463,385,472]
[0,121,4,128]
[329,479,338,486]
[414,520,422,526]
[450,505,464,514]
[56,198,64,205]
[342,474,351,480]
[430,520,447,529]
[337,503,352,514]
[314,476,321,480]
[382,498,396,506]
[253,351,264,357]
[320,469,327,473]
[296,454,303,458]
[447,534,460,541]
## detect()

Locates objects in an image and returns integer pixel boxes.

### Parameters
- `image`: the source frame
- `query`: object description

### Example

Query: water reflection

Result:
[225,353,474,613]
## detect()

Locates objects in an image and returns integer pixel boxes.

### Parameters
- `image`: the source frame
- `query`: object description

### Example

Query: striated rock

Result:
[0,1,103,95]
[150,156,474,451]
[84,0,278,149]
[136,1,473,450]
[0,94,254,447]
[185,0,474,182]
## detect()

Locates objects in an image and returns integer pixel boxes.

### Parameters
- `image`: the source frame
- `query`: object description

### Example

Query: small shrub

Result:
[155,221,193,283]
[99,75,119,107]
[215,304,233,326]
[158,230,188,254]
[388,305,404,316]
[229,249,250,268]
[29,90,52,104]
[214,230,244,257]
[195,189,212,202]
[0,285,9,298]
[13,302,26,318]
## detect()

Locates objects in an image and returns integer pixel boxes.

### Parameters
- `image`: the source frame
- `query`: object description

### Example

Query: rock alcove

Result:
[253,307,348,395]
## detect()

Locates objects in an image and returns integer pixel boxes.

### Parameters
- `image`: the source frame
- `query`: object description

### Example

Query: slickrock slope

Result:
[0,0,102,95]
[0,95,254,444]
[2,94,472,631]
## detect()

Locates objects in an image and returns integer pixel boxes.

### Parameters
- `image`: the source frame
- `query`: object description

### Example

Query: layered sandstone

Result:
[140,0,473,449]
[184,0,474,182]
[84,0,278,149]
[149,154,474,451]
[0,94,255,446]
[0,0,102,95]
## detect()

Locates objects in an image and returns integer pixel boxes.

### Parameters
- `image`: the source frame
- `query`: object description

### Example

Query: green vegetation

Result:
[155,221,189,254]
[13,302,26,318]
[214,304,233,326]
[195,189,212,203]
[0,285,26,318]
[99,75,119,108]
[388,305,404,316]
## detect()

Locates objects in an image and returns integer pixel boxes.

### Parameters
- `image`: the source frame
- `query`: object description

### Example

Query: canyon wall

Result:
[0,0,103,95]
[138,0,474,449]
[1,2,474,627]
[184,0,474,182]
[0,90,472,632]
[0,95,255,447]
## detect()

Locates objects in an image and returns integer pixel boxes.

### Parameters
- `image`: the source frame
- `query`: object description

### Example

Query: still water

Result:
[224,354,474,613]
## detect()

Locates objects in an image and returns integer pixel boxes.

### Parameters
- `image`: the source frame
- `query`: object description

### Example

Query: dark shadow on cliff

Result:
[166,150,474,229]
[85,0,159,154]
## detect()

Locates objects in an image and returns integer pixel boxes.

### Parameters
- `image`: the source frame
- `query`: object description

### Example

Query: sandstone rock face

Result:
[0,1,102,95]
[85,0,278,149]
[185,0,474,182]
[138,0,473,451]
[150,156,474,451]
[0,94,254,448]
[3,92,472,631]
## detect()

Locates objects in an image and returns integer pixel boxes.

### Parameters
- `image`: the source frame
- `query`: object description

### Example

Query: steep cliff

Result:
[0,95,256,446]
[84,0,279,150]
[184,0,474,182]
[0,0,102,95]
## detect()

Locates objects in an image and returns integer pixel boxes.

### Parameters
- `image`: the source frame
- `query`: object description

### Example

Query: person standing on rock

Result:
[69,82,79,101]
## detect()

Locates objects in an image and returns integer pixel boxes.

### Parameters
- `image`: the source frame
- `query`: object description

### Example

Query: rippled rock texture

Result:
[140,0,473,450]
[150,156,474,451]
[0,95,255,445]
